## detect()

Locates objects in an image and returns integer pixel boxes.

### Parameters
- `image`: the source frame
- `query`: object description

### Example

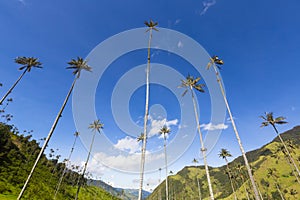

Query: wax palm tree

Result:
[261,112,300,177]
[276,144,300,184]
[235,164,250,200]
[159,126,171,200]
[75,120,103,200]
[17,57,91,200]
[54,131,80,199]
[206,56,260,200]
[0,57,42,105]
[192,158,202,200]
[179,74,215,200]
[138,19,158,200]
[267,168,285,200]
[219,149,237,200]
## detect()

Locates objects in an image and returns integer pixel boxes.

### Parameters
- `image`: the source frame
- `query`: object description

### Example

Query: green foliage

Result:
[147,126,300,200]
[0,123,120,200]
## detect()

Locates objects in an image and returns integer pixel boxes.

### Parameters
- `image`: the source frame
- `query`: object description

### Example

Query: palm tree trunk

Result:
[17,77,77,200]
[190,86,215,200]
[283,153,300,184]
[0,69,27,105]
[272,124,300,178]
[54,135,78,199]
[274,182,285,200]
[225,158,237,200]
[75,131,97,200]
[197,177,202,200]
[211,65,260,200]
[138,27,153,200]
[164,136,169,200]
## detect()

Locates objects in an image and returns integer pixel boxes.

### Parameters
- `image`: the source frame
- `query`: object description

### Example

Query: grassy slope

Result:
[147,126,300,200]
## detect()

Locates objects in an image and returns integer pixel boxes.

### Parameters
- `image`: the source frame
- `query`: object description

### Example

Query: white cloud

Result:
[114,136,141,154]
[200,123,228,131]
[200,0,216,15]
[91,151,164,171]
[148,117,178,138]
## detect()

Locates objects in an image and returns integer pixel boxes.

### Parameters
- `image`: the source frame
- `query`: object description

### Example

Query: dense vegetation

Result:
[147,126,300,200]
[0,122,120,200]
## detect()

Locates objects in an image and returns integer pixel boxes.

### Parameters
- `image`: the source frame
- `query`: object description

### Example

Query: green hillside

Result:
[147,126,300,200]
[0,122,120,200]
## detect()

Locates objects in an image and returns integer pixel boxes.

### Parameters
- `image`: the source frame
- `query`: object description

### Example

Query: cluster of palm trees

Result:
[0,55,106,199]
[1,19,299,200]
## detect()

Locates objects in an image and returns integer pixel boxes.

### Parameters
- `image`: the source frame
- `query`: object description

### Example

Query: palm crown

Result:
[179,74,205,96]
[67,57,92,78]
[260,112,287,127]
[88,119,104,133]
[144,20,158,32]
[206,55,224,70]
[137,133,145,142]
[218,148,232,159]
[159,126,170,138]
[15,56,42,72]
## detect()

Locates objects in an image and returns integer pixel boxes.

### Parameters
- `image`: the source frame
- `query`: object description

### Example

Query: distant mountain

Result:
[147,126,300,200]
[88,179,151,200]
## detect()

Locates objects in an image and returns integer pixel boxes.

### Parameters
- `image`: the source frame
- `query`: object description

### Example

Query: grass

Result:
[0,194,17,200]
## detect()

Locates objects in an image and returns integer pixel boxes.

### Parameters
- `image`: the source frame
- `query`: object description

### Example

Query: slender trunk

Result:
[54,135,78,199]
[190,86,214,200]
[283,152,300,184]
[274,182,285,200]
[272,124,300,178]
[238,170,250,200]
[197,177,202,200]
[0,69,27,105]
[164,135,169,200]
[17,78,77,200]
[211,64,260,200]
[75,131,97,200]
[225,158,237,200]
[138,28,153,200]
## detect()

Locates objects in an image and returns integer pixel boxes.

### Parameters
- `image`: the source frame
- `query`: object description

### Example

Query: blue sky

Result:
[1,0,300,191]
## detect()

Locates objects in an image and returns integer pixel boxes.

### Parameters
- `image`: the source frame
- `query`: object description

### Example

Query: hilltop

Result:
[147,126,300,200]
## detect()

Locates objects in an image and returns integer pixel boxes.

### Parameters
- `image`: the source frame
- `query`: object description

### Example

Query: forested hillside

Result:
[147,126,300,200]
[0,122,120,200]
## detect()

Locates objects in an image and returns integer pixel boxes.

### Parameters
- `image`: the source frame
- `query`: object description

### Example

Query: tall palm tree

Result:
[0,57,42,105]
[54,131,80,199]
[159,126,171,200]
[17,57,91,200]
[267,168,285,200]
[207,56,260,200]
[218,149,237,200]
[192,158,202,200]
[235,164,250,200]
[138,19,158,200]
[179,74,215,200]
[261,112,300,177]
[75,120,104,200]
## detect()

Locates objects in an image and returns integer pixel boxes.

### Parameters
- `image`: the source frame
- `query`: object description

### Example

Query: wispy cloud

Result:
[200,0,216,15]
[18,0,26,5]
[200,123,228,131]
[177,41,184,48]
[114,136,141,154]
